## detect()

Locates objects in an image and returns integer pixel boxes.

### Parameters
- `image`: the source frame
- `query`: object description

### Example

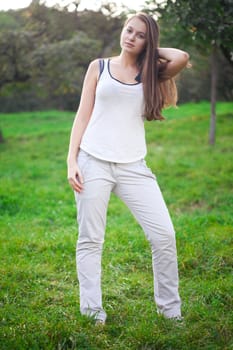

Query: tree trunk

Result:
[209,44,218,145]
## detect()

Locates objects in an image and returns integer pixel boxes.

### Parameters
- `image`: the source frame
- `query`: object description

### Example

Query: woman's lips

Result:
[125,42,135,47]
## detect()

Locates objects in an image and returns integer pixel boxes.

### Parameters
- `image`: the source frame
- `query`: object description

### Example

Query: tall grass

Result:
[0,101,232,349]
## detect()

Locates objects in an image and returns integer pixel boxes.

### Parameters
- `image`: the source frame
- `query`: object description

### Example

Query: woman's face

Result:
[120,17,147,56]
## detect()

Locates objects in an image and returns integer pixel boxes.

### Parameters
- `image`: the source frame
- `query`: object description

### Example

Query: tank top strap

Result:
[99,58,111,81]
[98,59,104,78]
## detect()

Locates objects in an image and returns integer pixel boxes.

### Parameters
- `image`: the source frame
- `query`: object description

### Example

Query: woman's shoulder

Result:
[89,56,118,65]
[86,58,105,76]
[87,58,106,72]
[89,57,108,64]
[88,58,100,68]
[87,56,118,78]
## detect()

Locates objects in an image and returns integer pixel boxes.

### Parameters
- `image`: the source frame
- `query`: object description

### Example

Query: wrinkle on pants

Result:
[75,150,181,321]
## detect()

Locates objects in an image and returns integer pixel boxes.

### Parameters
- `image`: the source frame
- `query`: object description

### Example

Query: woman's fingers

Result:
[67,167,84,192]
[68,177,83,192]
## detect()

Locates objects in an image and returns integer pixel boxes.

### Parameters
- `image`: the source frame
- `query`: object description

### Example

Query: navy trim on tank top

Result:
[107,59,141,86]
[98,59,105,79]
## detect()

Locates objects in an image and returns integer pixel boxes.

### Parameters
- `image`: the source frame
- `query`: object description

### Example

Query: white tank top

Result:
[80,59,147,163]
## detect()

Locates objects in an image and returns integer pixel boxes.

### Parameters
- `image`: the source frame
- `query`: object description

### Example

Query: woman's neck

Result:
[117,52,138,68]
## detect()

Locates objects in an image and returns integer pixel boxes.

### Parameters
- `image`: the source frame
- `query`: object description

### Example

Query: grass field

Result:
[0,101,232,349]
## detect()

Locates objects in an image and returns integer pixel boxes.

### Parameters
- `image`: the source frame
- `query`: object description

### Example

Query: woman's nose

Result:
[129,33,135,41]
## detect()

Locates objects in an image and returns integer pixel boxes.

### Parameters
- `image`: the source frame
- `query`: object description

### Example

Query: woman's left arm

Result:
[158,48,190,78]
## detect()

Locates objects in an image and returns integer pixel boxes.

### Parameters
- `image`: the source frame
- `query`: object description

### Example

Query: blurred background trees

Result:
[0,0,232,113]
[0,0,124,111]
[148,0,233,144]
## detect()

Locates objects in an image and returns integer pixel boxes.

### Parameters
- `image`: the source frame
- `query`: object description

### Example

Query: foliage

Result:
[31,32,102,109]
[146,0,233,103]
[0,2,124,112]
[174,48,233,103]
[0,11,23,31]
[0,1,232,112]
[149,0,233,57]
[0,30,34,88]
[0,102,233,349]
[147,0,233,144]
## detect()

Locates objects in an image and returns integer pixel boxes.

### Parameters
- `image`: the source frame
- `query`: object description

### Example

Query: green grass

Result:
[0,101,232,350]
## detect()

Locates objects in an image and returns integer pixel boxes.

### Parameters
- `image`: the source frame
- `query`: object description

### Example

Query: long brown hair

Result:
[125,13,177,121]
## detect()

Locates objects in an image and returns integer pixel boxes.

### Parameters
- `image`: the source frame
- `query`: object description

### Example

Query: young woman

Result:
[67,12,189,325]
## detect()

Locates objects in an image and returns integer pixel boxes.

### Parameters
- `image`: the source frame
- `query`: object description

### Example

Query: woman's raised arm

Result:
[158,48,190,78]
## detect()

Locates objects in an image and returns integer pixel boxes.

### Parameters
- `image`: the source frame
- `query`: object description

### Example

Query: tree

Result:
[0,30,34,88]
[0,3,123,111]
[31,32,102,109]
[147,0,233,144]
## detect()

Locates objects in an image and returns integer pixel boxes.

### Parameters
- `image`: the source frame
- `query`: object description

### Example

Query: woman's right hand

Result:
[67,162,84,193]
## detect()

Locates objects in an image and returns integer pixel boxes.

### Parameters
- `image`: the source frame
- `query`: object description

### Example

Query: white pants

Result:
[75,150,181,322]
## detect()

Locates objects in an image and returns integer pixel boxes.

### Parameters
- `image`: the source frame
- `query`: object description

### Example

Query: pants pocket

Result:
[77,150,91,174]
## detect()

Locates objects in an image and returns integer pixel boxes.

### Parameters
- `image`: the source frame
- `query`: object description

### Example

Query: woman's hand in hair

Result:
[158,48,190,78]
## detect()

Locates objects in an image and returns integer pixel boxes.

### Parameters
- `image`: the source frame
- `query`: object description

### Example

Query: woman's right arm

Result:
[67,59,99,192]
